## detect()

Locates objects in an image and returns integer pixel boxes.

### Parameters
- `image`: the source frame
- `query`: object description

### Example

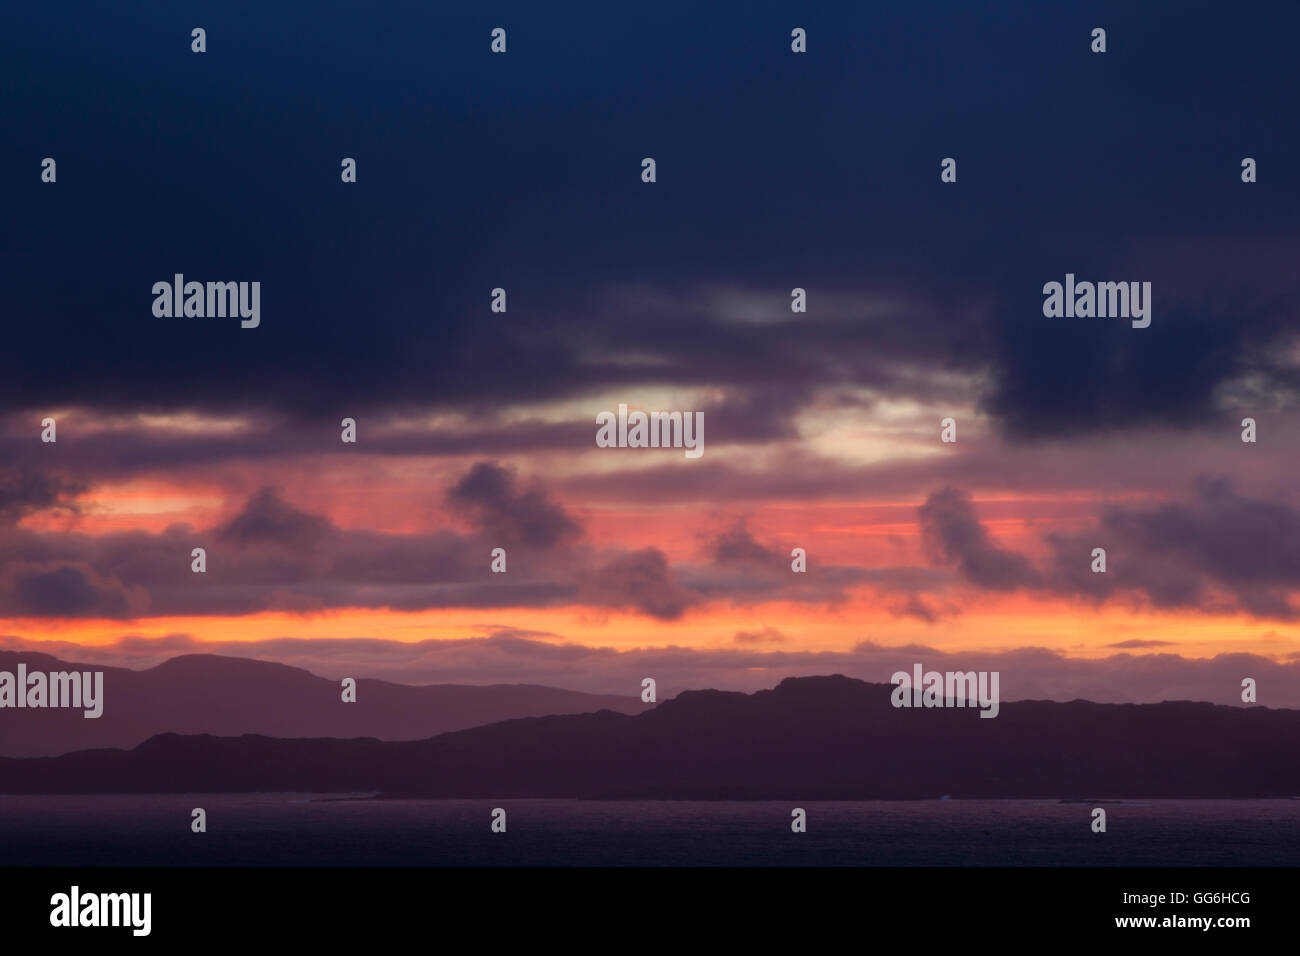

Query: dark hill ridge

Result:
[0,651,649,757]
[1,675,1296,798]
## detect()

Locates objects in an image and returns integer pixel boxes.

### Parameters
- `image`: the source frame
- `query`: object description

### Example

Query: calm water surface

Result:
[1,796,1296,866]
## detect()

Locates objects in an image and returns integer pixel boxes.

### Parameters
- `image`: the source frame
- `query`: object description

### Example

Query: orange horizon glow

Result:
[4,591,1296,663]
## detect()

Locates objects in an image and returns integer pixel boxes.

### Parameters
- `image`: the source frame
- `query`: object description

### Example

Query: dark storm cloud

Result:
[686,519,875,606]
[889,595,956,623]
[557,425,1300,506]
[711,521,783,568]
[216,486,338,549]
[981,269,1300,439]
[580,548,700,620]
[445,462,582,548]
[921,482,1300,620]
[919,487,1040,590]
[0,385,811,482]
[0,414,587,478]
[1049,478,1300,619]
[0,469,84,525]
[6,4,1298,438]
[0,563,145,619]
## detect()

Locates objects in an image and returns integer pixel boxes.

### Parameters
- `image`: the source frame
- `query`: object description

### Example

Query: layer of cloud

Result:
[921,481,1300,620]
[3,630,1295,707]
[0,464,866,620]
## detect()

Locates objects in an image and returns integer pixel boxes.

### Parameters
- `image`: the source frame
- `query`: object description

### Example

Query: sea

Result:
[1,796,1297,866]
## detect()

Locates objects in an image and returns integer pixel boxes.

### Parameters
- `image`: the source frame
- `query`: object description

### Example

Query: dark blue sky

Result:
[5,0,1298,434]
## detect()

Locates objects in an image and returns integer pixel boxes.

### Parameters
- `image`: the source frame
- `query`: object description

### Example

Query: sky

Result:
[3,1,1300,704]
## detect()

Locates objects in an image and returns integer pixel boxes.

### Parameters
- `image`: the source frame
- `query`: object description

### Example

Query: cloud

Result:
[0,469,84,525]
[0,465,867,620]
[1046,478,1300,619]
[711,521,783,568]
[5,3,1300,452]
[919,481,1300,621]
[445,461,582,548]
[0,562,147,618]
[581,548,699,620]
[889,594,956,623]
[683,519,871,606]
[4,631,1298,707]
[983,238,1300,440]
[216,486,337,549]
[733,627,787,644]
[919,487,1039,590]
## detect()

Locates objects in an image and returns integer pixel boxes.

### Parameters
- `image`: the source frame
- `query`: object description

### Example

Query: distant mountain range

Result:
[0,651,648,758]
[3,674,1297,798]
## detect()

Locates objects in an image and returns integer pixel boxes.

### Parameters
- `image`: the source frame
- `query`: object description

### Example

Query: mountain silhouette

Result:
[0,651,649,757]
[2,674,1296,797]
